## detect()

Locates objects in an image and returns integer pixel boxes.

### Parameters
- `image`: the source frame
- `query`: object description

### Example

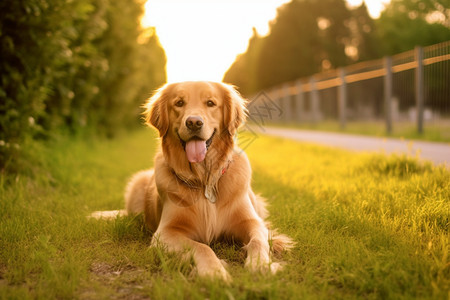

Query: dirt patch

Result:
[79,262,152,300]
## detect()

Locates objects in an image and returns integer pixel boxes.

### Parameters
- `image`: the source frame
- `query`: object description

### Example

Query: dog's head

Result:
[144,81,247,163]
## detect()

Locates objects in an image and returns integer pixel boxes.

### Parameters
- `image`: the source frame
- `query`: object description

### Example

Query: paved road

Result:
[262,127,450,168]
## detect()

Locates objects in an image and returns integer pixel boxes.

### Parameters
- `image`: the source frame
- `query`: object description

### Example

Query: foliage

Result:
[0,0,166,173]
[0,130,448,299]
[349,2,382,62]
[224,0,374,95]
[222,28,264,96]
[377,0,450,55]
[224,0,450,96]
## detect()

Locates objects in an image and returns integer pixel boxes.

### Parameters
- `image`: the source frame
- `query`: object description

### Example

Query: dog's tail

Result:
[89,169,154,220]
[125,169,153,215]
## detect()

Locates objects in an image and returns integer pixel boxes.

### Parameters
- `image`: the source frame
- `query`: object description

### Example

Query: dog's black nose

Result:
[186,116,204,131]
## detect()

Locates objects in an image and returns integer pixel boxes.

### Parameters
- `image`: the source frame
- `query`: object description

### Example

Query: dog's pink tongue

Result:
[185,140,207,163]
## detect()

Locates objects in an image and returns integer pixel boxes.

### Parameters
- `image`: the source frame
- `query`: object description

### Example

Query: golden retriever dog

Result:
[93,81,293,281]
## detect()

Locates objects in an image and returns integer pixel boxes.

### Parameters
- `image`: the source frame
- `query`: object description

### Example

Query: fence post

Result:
[310,77,320,123]
[384,56,393,134]
[415,46,424,134]
[277,87,284,123]
[272,87,282,122]
[283,84,292,122]
[338,68,347,130]
[295,79,304,122]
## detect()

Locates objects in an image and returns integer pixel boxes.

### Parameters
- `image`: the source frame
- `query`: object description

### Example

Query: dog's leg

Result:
[240,219,283,274]
[152,229,231,282]
[249,191,295,255]
[228,197,282,274]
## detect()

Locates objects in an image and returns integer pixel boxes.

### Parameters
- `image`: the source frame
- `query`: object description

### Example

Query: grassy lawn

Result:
[268,120,450,143]
[1,129,449,299]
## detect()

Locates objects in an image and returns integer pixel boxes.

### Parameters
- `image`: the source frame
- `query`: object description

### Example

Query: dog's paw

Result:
[196,262,232,283]
[245,258,283,274]
[219,259,229,268]
[268,261,283,274]
[88,210,126,220]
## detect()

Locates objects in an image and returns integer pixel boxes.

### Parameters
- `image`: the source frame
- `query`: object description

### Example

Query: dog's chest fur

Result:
[192,198,219,244]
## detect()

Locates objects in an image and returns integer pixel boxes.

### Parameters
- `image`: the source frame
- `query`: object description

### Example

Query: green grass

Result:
[268,120,450,143]
[1,129,449,299]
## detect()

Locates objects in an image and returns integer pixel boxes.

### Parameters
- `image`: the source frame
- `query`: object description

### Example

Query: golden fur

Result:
[98,81,293,281]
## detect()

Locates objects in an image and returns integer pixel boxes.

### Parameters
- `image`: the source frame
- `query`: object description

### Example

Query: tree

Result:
[224,0,354,94]
[255,0,322,90]
[347,2,382,61]
[0,0,166,172]
[225,0,450,96]
[377,0,450,55]
[223,28,264,95]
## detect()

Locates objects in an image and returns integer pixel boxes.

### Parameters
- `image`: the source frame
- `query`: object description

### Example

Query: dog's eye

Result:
[206,100,215,107]
[175,99,184,107]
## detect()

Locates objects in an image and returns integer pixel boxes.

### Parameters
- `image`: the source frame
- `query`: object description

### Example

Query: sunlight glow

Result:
[142,0,389,83]
[346,0,390,18]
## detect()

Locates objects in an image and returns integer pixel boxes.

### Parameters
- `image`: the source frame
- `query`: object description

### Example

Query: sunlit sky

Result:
[142,0,390,83]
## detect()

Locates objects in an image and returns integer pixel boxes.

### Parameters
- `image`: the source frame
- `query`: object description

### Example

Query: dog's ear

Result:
[220,83,248,136]
[143,83,172,137]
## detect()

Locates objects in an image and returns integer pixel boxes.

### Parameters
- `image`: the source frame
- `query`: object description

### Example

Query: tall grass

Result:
[0,129,448,299]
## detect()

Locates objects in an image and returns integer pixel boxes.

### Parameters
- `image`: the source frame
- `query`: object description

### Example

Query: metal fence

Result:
[258,41,450,138]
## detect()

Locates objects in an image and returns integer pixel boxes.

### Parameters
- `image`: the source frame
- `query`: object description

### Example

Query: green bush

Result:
[0,0,166,173]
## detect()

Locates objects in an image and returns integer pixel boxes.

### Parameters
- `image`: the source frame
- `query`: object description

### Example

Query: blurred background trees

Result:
[224,0,450,95]
[377,0,450,55]
[0,0,166,172]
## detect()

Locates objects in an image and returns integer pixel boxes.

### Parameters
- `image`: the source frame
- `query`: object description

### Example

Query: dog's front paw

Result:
[245,257,283,274]
[268,261,283,274]
[196,261,232,283]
